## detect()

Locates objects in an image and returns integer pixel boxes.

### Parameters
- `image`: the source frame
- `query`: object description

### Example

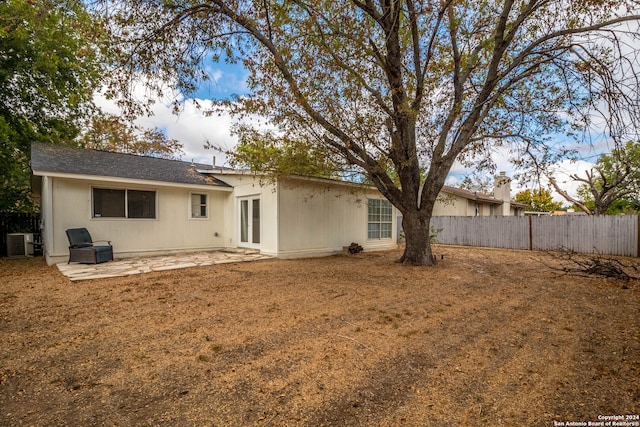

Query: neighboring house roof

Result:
[440,185,503,205]
[31,142,231,188]
[510,201,529,209]
[440,185,527,209]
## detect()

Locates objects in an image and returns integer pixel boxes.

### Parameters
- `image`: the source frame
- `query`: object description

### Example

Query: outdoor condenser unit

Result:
[6,233,35,258]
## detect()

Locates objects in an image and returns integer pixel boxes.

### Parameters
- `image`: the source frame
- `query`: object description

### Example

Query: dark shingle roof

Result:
[30,142,231,188]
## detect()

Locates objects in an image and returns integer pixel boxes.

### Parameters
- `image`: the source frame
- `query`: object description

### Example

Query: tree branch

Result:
[548,175,592,214]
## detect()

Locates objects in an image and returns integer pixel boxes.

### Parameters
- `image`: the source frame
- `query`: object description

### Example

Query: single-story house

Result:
[30,142,399,265]
[433,172,527,217]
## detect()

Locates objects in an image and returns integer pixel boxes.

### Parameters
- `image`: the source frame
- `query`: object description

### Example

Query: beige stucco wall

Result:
[42,176,230,264]
[40,172,398,264]
[276,179,397,258]
[433,193,482,216]
[474,202,496,217]
[215,174,279,257]
[209,174,398,258]
[433,193,467,216]
[433,192,500,216]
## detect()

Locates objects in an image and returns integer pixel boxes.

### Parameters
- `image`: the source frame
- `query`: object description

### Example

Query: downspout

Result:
[275,179,281,257]
[41,175,54,264]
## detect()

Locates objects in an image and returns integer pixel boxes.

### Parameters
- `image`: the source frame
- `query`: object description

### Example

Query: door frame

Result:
[238,196,261,249]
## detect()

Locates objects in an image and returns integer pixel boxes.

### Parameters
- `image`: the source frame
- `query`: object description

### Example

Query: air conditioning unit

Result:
[6,233,35,258]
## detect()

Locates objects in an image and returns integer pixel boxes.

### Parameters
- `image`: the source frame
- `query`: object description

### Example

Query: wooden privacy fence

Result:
[428,215,639,257]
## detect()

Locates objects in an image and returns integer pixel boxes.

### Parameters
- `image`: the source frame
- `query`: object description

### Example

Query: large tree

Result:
[550,140,640,214]
[80,114,185,160]
[0,0,105,212]
[514,188,563,212]
[101,0,640,265]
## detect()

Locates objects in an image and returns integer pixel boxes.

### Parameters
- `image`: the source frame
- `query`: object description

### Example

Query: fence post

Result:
[637,215,640,257]
[528,215,533,251]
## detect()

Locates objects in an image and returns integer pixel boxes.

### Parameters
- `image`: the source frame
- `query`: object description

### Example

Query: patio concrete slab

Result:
[57,250,273,282]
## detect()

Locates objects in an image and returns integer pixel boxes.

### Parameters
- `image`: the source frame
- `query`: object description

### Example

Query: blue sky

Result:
[96,60,250,165]
[191,62,250,101]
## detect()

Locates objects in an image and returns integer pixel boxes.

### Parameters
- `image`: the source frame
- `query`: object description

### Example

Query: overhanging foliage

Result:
[99,0,640,265]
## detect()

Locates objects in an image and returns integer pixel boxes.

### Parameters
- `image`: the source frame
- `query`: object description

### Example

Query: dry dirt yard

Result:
[1,245,639,426]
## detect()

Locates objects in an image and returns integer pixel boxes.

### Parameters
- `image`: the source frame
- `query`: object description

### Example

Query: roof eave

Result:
[31,170,234,191]
[198,170,380,191]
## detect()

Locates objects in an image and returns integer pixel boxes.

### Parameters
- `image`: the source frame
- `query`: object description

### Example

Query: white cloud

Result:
[444,175,461,187]
[138,98,238,165]
[93,90,241,166]
[91,67,258,166]
[206,68,223,83]
[546,159,596,201]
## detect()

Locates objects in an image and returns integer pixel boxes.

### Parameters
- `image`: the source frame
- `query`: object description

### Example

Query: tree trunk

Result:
[593,196,609,215]
[399,210,435,266]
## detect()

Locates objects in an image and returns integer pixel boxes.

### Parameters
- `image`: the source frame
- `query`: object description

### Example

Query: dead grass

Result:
[0,245,639,426]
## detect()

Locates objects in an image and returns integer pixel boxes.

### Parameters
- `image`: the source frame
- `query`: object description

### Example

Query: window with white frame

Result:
[191,193,208,218]
[92,188,156,219]
[368,198,392,239]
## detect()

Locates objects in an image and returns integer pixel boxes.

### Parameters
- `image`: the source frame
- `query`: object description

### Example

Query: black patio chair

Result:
[65,228,113,264]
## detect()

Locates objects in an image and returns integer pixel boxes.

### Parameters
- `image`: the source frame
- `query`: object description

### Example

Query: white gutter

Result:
[31,170,234,192]
[196,169,378,191]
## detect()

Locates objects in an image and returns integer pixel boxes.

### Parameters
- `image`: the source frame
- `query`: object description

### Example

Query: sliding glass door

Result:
[239,197,260,249]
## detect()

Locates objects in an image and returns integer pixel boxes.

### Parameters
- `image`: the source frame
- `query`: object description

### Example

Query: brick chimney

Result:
[493,171,512,216]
